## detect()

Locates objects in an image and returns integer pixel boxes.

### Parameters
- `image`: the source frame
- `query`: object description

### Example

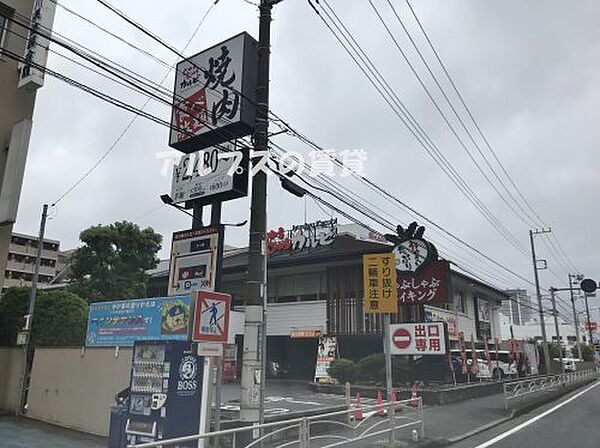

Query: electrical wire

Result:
[308,0,528,256]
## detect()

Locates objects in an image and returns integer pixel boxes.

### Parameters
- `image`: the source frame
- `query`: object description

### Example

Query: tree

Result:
[328,358,357,384]
[0,287,88,346]
[547,342,566,360]
[571,343,595,361]
[68,221,162,302]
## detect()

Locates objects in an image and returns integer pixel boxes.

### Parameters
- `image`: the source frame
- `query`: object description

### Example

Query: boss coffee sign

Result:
[169,32,258,153]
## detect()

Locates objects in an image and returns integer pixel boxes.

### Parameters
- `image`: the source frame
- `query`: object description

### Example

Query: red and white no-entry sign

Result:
[389,322,446,355]
[392,328,412,350]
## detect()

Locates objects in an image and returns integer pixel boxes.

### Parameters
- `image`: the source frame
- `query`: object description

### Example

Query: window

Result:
[454,291,467,314]
[0,4,12,50]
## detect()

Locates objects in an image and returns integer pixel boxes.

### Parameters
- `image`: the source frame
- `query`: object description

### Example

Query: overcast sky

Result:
[15,0,600,318]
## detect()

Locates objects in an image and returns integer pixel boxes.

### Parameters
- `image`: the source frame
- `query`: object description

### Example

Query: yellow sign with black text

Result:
[363,253,398,314]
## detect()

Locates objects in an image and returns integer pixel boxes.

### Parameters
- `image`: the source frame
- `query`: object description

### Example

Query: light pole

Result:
[529,229,551,373]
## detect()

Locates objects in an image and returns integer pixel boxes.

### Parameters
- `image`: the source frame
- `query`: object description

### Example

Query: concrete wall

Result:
[0,347,22,413]
[27,347,132,436]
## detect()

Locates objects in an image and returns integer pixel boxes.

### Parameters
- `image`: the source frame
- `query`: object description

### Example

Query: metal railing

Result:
[503,369,598,409]
[127,397,424,448]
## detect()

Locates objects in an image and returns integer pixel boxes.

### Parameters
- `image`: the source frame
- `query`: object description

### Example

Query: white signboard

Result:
[19,0,57,90]
[389,322,446,355]
[314,337,337,383]
[168,226,222,296]
[171,141,248,204]
[169,32,257,153]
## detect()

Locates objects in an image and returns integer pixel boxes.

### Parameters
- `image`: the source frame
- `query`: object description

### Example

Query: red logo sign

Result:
[392,328,412,350]
[397,260,449,303]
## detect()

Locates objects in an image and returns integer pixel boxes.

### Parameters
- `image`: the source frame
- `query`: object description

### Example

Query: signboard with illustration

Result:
[385,222,450,303]
[475,298,492,339]
[86,296,192,346]
[169,32,257,153]
[314,337,337,383]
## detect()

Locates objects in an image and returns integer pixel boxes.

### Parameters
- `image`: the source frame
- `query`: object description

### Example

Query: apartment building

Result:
[3,231,60,292]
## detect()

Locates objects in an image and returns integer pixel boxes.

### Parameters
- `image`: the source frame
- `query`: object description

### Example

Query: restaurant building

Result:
[147,220,508,379]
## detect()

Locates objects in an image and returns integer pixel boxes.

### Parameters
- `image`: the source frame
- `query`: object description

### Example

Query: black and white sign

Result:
[19,0,57,90]
[169,32,257,153]
[171,141,249,205]
[176,355,198,397]
[168,226,223,296]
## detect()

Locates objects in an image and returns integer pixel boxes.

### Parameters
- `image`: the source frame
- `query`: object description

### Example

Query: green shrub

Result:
[327,358,357,383]
[392,357,415,384]
[356,353,385,383]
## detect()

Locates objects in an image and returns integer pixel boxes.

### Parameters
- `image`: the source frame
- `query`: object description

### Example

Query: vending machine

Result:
[125,340,203,447]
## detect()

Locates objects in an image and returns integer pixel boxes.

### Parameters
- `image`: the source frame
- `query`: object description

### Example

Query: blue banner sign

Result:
[86,296,192,346]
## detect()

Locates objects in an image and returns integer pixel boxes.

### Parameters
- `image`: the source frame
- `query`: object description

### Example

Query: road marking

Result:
[473,380,600,448]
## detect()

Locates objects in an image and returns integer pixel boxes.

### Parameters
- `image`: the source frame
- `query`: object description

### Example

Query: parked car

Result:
[449,350,491,380]
[555,357,582,372]
[488,350,518,378]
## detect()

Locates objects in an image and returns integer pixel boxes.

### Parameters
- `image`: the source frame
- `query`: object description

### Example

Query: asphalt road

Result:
[450,380,600,448]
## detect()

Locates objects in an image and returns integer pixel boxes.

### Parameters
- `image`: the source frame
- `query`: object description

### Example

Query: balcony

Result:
[5,260,56,276]
[9,244,59,260]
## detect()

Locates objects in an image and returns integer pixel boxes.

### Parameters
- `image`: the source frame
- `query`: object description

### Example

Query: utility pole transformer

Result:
[529,229,551,373]
[241,0,280,425]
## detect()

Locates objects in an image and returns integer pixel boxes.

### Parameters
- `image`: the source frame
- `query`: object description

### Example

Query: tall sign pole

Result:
[569,274,583,360]
[584,292,593,345]
[16,203,48,415]
[549,288,564,373]
[241,0,279,424]
[529,229,551,373]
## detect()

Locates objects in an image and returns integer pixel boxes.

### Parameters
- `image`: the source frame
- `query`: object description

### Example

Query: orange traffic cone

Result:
[410,383,418,407]
[376,390,384,416]
[354,393,364,420]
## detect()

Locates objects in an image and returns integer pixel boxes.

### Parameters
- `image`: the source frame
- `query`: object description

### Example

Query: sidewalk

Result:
[0,416,106,448]
[421,392,509,444]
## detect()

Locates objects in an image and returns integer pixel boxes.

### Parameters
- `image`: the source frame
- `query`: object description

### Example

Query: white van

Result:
[488,350,518,378]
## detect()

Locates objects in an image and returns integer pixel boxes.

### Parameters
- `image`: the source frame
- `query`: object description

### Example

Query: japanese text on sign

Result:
[363,253,398,314]
[389,322,447,355]
[397,260,450,304]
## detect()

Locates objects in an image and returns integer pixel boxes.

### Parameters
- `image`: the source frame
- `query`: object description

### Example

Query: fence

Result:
[503,369,598,409]
[128,397,424,448]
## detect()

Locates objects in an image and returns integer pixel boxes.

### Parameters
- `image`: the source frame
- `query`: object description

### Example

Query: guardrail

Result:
[503,369,598,409]
[128,397,424,448]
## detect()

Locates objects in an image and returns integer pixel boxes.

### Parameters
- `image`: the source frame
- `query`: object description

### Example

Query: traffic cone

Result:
[376,390,384,416]
[354,393,364,420]
[410,383,418,407]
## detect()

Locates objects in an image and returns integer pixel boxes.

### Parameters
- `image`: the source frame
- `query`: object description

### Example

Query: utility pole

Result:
[568,274,583,360]
[16,203,48,415]
[241,0,281,425]
[549,288,564,373]
[529,228,551,373]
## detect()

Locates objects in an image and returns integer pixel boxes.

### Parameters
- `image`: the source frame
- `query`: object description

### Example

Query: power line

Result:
[402,0,547,229]
[366,0,537,230]
[309,0,528,256]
